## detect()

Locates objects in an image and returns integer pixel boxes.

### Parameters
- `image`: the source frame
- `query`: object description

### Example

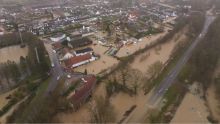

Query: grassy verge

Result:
[0,98,18,117]
[0,75,49,117]
[149,82,186,123]
[7,78,50,122]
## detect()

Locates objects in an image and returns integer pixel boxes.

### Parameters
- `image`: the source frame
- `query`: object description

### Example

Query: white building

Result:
[64,54,96,69]
[50,33,66,42]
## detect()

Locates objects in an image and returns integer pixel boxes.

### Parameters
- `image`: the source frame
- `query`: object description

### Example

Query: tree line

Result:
[0,61,21,89]
[182,16,220,89]
[0,33,50,91]
[0,32,35,49]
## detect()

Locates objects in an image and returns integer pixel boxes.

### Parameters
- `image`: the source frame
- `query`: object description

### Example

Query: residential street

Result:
[43,40,64,96]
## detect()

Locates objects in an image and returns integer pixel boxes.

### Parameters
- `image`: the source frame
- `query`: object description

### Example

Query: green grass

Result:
[149,55,180,91]
[15,78,50,122]
[26,73,42,81]
[163,85,179,106]
[149,84,180,123]
[33,79,49,100]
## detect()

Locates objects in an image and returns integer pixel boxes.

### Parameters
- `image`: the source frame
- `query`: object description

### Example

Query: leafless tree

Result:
[147,61,163,79]
[89,96,116,123]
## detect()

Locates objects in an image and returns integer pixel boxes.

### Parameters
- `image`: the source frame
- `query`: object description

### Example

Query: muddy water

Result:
[0,45,28,63]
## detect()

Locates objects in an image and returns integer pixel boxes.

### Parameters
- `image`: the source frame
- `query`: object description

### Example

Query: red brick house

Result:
[69,75,97,109]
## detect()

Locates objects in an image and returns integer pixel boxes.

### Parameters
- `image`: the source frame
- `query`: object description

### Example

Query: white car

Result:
[51,63,55,67]
[57,76,60,80]
[67,75,71,78]
[158,89,163,93]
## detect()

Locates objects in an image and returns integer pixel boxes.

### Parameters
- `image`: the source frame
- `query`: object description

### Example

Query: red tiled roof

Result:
[71,75,97,105]
[52,42,62,50]
[61,48,71,55]
[64,54,92,68]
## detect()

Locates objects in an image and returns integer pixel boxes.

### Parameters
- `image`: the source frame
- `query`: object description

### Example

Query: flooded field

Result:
[206,84,220,122]
[131,28,188,74]
[0,88,17,109]
[171,92,209,123]
[116,31,168,58]
[0,45,28,63]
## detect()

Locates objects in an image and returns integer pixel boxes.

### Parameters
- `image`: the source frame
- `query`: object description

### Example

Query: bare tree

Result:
[89,96,116,123]
[130,69,143,95]
[120,67,131,87]
[147,61,163,79]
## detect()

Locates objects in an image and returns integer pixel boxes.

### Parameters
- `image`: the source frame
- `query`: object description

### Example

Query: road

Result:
[43,40,64,96]
[148,14,216,106]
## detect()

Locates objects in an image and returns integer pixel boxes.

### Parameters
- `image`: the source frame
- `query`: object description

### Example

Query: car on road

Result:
[67,74,71,78]
[57,76,60,80]
[158,89,163,93]
[51,63,55,67]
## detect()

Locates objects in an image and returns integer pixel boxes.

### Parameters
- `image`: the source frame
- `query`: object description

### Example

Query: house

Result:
[98,39,107,45]
[50,33,66,42]
[69,75,97,109]
[68,37,93,49]
[52,42,63,52]
[64,53,96,69]
[60,48,74,61]
[74,47,93,56]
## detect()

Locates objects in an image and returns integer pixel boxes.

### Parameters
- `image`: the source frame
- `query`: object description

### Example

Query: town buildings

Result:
[64,53,96,69]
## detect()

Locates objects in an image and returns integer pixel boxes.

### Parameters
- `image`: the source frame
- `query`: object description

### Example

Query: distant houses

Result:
[50,32,97,70]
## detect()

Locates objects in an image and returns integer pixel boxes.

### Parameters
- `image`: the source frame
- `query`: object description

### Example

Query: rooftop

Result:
[70,75,97,105]
[75,47,93,54]
[64,53,92,68]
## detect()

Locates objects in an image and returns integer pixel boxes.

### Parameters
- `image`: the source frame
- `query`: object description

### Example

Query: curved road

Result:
[148,14,216,106]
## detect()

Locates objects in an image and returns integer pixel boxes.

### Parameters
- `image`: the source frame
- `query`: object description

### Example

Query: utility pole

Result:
[35,47,40,63]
